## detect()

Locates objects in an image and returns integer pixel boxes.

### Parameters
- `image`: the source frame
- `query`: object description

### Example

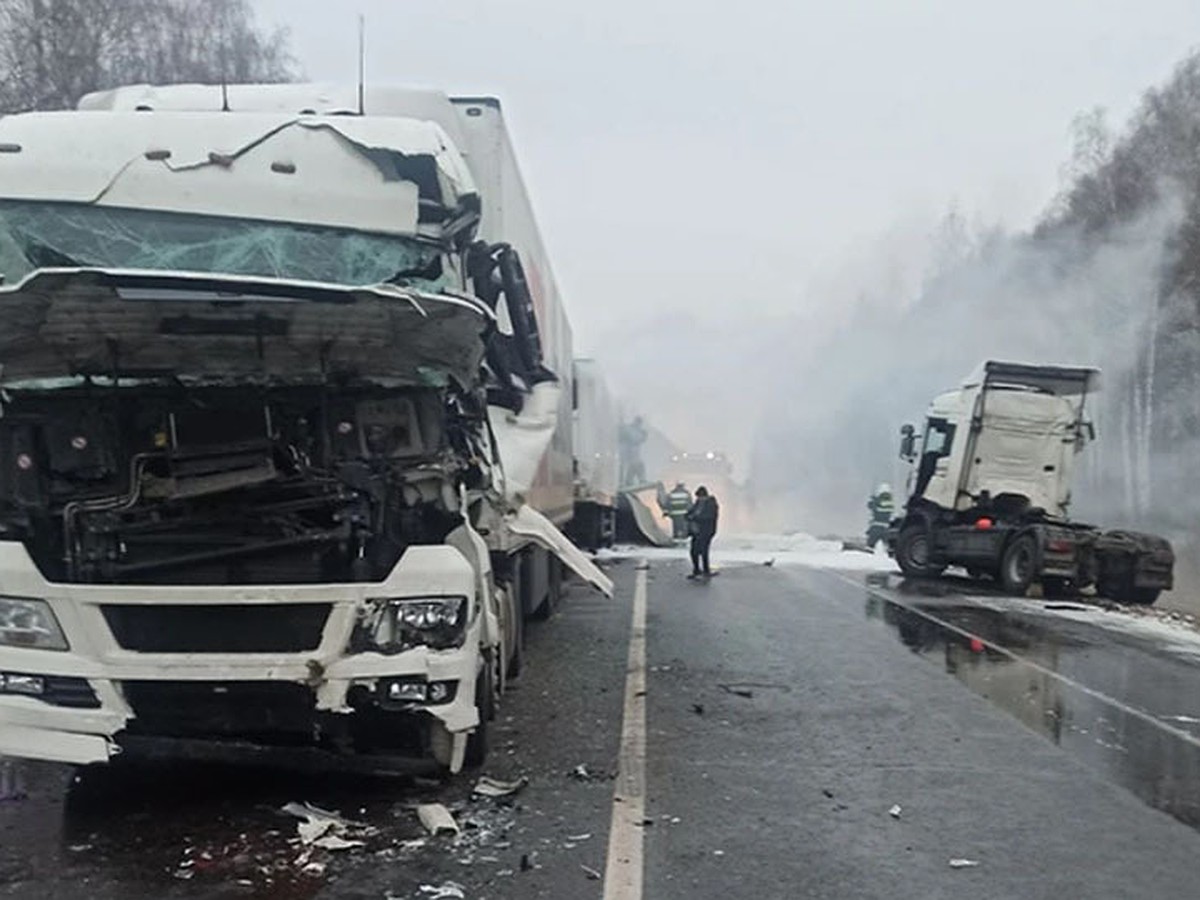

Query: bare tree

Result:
[0,0,296,114]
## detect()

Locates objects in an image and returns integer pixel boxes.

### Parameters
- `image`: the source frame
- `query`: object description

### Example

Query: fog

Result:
[255,1,1200,522]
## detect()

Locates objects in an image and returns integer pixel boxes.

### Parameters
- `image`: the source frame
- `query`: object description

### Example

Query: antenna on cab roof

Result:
[357,14,366,115]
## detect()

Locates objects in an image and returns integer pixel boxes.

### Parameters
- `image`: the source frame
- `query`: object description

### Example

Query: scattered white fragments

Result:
[888,805,902,819]
[472,775,529,798]
[418,882,466,899]
[581,863,602,880]
[417,803,461,836]
[949,858,980,869]
[280,801,373,850]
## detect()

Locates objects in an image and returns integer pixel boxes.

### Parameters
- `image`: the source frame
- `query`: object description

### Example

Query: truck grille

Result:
[121,681,316,739]
[102,604,331,653]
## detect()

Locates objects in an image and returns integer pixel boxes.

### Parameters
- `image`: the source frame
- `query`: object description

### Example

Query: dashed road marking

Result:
[603,562,647,900]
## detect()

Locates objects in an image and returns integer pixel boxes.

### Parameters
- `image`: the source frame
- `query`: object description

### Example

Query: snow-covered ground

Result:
[596,532,896,572]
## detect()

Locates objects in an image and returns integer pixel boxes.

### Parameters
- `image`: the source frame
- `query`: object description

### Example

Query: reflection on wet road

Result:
[860,572,1200,832]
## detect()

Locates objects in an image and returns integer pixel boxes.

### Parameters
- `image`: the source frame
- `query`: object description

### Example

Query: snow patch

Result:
[597,532,895,573]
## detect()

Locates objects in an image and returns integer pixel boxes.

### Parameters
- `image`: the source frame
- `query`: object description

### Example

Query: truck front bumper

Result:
[0,542,482,770]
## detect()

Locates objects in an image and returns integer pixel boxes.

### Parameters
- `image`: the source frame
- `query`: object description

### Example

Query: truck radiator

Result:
[102,604,330,653]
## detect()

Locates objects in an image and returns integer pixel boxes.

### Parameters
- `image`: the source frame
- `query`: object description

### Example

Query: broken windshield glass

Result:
[0,200,452,290]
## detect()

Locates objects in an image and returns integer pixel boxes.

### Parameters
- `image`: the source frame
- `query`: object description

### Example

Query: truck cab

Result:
[890,361,1172,604]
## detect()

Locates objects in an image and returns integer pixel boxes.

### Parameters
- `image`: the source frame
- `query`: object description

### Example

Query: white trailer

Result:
[0,88,609,775]
[569,359,620,550]
[889,361,1174,604]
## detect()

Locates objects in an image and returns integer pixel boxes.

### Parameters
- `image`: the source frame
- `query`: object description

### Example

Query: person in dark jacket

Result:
[686,486,719,579]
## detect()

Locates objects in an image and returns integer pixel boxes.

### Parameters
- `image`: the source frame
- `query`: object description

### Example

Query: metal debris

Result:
[280,801,373,848]
[581,863,602,880]
[417,803,460,836]
[949,858,980,869]
[472,775,529,798]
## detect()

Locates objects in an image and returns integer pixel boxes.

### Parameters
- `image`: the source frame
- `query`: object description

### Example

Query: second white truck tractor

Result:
[888,361,1174,604]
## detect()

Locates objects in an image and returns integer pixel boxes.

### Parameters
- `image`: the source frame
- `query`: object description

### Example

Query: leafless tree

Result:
[0,0,296,114]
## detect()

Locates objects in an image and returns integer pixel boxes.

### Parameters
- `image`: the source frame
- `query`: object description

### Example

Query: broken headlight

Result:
[351,597,469,654]
[0,597,69,651]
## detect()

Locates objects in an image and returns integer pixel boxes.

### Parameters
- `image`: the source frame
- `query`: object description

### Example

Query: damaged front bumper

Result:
[0,542,483,772]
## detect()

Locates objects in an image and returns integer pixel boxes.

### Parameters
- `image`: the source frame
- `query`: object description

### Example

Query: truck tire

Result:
[464,654,497,769]
[1100,579,1160,606]
[896,526,945,577]
[999,535,1037,596]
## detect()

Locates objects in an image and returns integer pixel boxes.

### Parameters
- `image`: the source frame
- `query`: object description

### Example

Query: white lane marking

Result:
[829,570,1200,751]
[603,563,647,900]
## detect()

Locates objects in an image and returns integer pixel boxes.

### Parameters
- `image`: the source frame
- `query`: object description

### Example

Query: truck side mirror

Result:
[899,424,917,461]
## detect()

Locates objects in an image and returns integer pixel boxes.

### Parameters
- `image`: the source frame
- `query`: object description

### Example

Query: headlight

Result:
[0,597,69,651]
[350,596,468,654]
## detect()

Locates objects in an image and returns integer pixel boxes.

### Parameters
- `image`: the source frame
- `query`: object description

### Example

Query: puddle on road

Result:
[862,574,1200,833]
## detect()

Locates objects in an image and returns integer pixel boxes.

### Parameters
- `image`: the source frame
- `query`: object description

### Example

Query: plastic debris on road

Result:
[888,805,902,819]
[417,803,461,836]
[949,858,980,868]
[472,775,529,798]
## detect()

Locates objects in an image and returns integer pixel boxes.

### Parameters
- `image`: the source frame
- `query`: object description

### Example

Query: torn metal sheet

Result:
[487,382,562,497]
[505,504,614,597]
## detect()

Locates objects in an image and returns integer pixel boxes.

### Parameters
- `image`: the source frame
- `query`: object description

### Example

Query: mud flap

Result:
[506,505,614,597]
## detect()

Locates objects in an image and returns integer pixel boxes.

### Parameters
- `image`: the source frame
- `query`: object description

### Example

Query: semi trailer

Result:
[0,84,610,775]
[568,358,619,551]
[888,361,1174,604]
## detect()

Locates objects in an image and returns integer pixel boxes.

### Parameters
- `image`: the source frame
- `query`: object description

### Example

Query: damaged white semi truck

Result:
[888,361,1174,604]
[0,84,610,774]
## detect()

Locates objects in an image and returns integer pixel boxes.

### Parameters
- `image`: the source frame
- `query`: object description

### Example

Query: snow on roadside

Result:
[596,532,895,573]
[960,591,1200,659]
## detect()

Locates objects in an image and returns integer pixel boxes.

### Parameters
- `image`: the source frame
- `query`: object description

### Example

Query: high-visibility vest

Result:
[668,490,691,514]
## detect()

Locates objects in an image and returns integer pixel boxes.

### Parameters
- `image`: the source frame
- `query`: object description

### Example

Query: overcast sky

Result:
[253,0,1198,463]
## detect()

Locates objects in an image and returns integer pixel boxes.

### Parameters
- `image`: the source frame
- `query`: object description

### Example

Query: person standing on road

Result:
[686,486,719,579]
[666,481,692,539]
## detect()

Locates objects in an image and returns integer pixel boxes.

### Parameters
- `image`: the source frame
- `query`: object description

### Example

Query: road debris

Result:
[417,803,460,836]
[418,882,466,899]
[720,684,755,699]
[472,775,529,798]
[888,805,902,819]
[949,858,980,869]
[692,703,705,715]
[581,863,602,880]
[280,801,374,848]
[567,833,592,842]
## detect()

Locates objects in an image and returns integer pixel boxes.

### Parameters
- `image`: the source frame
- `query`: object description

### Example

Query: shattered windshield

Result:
[0,200,451,290]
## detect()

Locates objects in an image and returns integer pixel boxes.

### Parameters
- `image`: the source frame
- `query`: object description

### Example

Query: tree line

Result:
[0,0,296,114]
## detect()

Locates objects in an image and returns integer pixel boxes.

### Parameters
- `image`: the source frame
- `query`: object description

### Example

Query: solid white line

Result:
[603,563,647,900]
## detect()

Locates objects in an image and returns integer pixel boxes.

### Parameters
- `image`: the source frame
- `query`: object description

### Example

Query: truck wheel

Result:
[896,527,945,577]
[508,600,525,679]
[1000,536,1037,596]
[464,655,496,769]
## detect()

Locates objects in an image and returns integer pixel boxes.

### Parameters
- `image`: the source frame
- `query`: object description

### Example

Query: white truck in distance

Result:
[888,361,1174,604]
[0,84,610,775]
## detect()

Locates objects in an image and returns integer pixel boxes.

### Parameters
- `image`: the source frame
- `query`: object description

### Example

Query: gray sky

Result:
[254,0,1198,465]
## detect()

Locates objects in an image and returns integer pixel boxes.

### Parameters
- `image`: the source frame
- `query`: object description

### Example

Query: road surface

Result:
[3,551,1200,899]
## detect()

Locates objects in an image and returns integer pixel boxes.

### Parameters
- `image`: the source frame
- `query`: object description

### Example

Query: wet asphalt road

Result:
[4,555,1200,899]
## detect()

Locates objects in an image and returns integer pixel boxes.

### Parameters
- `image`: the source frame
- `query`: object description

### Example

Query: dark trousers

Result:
[690,529,715,575]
